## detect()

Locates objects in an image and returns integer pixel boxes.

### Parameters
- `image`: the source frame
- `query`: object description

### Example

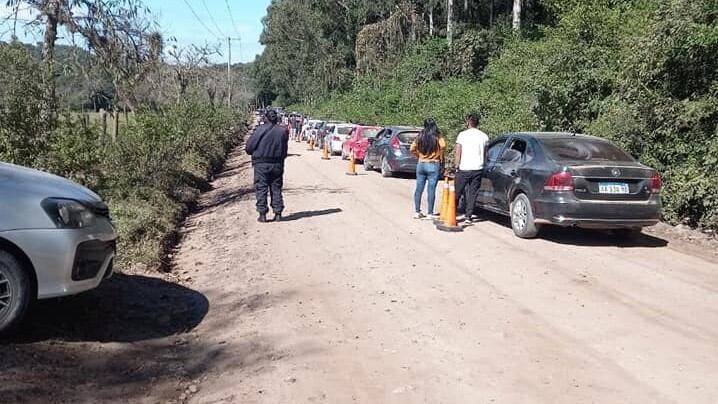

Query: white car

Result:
[326,124,356,155]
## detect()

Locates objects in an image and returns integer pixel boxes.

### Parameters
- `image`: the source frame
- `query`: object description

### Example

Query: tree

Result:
[512,0,521,30]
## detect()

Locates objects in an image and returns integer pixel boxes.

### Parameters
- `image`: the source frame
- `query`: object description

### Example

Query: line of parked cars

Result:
[301,116,663,240]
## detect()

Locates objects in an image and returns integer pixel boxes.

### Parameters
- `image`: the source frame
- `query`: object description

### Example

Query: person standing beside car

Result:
[454,113,489,223]
[245,109,289,223]
[410,118,446,219]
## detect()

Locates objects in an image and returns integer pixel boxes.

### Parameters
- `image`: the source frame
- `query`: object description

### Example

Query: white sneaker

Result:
[413,212,426,219]
[426,213,440,220]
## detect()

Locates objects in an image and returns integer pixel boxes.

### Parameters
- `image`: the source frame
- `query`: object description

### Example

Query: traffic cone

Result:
[346,150,357,176]
[435,177,450,225]
[321,140,330,160]
[307,137,314,151]
[436,180,462,232]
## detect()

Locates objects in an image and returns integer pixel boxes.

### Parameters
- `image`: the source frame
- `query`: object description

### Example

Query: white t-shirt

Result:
[456,128,489,171]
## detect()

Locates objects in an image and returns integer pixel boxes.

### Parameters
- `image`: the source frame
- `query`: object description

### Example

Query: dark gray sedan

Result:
[476,132,662,238]
[363,126,421,177]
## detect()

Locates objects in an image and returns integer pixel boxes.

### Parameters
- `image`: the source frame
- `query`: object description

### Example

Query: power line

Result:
[201,0,226,38]
[182,0,221,39]
[225,0,242,38]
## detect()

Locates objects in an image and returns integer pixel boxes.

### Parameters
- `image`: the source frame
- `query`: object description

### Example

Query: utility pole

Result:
[227,36,241,108]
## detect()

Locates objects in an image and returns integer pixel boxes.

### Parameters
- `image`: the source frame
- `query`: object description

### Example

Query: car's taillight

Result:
[333,136,340,141]
[390,137,400,149]
[651,174,662,194]
[544,171,574,192]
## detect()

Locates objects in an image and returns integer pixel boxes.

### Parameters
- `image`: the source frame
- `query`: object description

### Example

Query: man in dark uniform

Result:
[245,109,289,223]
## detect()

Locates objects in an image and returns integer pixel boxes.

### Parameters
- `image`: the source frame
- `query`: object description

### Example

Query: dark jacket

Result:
[245,123,289,164]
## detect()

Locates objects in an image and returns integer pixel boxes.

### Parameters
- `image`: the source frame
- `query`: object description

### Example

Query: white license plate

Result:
[598,182,630,194]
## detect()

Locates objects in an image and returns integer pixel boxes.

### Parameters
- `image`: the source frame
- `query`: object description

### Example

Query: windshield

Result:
[397,131,419,144]
[541,138,634,162]
[337,126,354,135]
[361,128,380,138]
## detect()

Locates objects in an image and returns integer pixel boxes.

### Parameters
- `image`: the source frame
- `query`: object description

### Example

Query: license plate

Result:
[598,182,630,194]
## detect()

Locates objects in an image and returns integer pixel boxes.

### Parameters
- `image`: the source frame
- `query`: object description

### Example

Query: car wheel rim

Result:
[512,199,528,232]
[0,266,12,319]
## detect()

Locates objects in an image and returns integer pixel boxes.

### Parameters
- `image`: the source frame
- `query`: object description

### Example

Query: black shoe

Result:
[258,213,267,223]
[273,213,283,222]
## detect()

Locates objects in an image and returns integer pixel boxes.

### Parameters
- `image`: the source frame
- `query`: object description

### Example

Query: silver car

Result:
[0,162,117,333]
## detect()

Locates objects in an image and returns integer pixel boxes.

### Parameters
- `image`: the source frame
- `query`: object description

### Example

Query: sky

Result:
[0,0,271,64]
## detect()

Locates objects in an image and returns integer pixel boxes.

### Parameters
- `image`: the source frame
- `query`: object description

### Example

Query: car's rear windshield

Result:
[337,126,354,135]
[397,131,419,144]
[361,128,380,138]
[541,138,634,162]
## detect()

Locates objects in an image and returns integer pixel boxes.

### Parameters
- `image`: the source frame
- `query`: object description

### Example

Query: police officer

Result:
[245,109,289,223]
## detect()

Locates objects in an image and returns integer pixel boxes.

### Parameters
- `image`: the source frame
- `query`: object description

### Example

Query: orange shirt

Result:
[411,137,446,162]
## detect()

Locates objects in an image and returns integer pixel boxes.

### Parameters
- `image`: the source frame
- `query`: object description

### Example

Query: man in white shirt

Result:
[453,113,489,222]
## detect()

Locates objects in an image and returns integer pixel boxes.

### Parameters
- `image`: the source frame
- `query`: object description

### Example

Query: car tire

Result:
[0,250,32,335]
[510,193,540,238]
[364,155,373,171]
[381,156,393,178]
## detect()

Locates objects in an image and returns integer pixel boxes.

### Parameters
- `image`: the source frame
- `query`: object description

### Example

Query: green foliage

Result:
[0,44,46,167]
[0,48,245,267]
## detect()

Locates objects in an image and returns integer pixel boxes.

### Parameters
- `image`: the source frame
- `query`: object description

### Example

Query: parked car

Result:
[326,123,356,155]
[363,126,421,177]
[341,126,382,161]
[0,162,117,334]
[476,132,662,238]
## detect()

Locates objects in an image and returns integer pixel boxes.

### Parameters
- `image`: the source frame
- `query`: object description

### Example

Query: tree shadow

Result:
[283,185,348,195]
[3,273,209,344]
[0,283,321,404]
[282,208,343,222]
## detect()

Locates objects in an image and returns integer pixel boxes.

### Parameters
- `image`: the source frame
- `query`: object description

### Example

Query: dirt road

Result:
[4,140,718,404]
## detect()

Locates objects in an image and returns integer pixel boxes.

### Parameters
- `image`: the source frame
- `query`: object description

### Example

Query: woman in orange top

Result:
[410,118,446,219]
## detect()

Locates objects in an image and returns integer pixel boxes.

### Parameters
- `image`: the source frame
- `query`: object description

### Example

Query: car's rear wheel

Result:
[510,193,540,238]
[381,156,393,178]
[0,250,32,335]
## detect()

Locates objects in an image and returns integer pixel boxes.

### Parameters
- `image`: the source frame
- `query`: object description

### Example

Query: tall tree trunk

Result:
[41,0,60,132]
[429,7,434,37]
[512,0,521,30]
[490,0,494,27]
[447,0,453,45]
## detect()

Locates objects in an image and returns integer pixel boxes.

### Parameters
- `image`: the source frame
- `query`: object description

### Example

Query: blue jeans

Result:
[414,161,441,214]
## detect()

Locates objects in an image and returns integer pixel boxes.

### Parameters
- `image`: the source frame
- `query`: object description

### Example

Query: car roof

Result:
[508,132,606,141]
[386,126,422,132]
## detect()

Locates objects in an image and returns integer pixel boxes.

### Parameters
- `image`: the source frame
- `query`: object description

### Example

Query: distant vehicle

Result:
[363,126,421,177]
[0,163,117,334]
[477,132,662,238]
[326,123,356,156]
[341,126,382,161]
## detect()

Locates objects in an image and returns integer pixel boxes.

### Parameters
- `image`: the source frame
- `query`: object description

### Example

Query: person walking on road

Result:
[410,118,446,219]
[245,109,289,223]
[454,113,489,223]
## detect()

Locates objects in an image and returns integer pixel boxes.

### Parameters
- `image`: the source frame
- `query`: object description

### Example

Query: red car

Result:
[341,126,382,161]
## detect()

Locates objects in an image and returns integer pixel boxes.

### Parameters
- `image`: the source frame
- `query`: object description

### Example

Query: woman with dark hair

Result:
[410,118,446,219]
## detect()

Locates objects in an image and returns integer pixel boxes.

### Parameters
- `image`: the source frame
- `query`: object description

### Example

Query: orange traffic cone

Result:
[436,177,450,225]
[346,150,357,176]
[437,180,462,232]
[321,140,330,160]
[307,137,315,151]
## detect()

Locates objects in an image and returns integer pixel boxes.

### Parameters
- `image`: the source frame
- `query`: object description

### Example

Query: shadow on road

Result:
[282,208,343,222]
[475,211,669,248]
[4,273,209,344]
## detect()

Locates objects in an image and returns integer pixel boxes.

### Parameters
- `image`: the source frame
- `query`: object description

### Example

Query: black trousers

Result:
[254,162,285,214]
[455,169,483,217]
